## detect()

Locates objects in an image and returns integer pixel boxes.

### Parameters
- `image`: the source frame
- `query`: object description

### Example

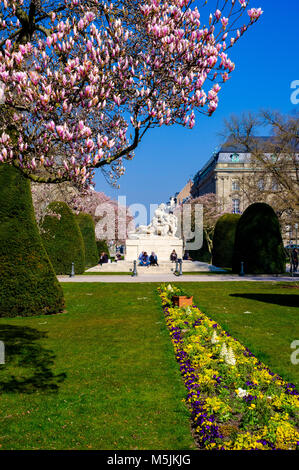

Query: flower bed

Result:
[158,284,299,450]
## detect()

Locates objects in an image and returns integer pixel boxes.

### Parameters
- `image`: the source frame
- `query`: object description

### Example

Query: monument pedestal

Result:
[125,236,183,262]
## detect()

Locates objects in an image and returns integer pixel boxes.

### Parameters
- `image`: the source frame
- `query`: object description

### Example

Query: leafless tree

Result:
[222,110,299,240]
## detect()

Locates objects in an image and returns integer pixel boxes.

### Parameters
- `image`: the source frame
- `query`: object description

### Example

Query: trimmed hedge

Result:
[0,164,64,317]
[96,240,110,259]
[232,202,286,274]
[40,201,85,275]
[212,213,241,268]
[76,212,98,268]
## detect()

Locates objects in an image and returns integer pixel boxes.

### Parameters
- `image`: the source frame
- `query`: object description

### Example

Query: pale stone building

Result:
[170,179,192,205]
[191,137,273,214]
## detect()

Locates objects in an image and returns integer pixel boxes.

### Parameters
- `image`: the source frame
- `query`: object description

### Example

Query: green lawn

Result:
[0,283,194,450]
[176,281,299,389]
[0,281,298,450]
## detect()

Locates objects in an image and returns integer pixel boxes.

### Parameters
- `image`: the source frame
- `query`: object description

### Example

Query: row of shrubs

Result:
[0,165,107,317]
[190,203,286,274]
[40,201,100,275]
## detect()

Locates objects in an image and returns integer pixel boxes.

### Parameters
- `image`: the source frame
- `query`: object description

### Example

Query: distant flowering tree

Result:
[31,181,79,223]
[189,193,225,255]
[71,189,135,242]
[0,0,263,188]
[177,193,225,258]
[31,182,135,242]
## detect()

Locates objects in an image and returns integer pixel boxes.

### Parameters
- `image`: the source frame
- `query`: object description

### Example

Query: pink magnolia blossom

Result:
[221,17,229,29]
[248,8,263,21]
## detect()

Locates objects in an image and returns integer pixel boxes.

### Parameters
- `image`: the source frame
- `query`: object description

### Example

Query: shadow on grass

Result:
[230,293,299,308]
[0,324,66,393]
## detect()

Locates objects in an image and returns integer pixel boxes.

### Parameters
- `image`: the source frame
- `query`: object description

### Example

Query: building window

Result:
[257,178,265,191]
[272,179,278,191]
[232,180,240,191]
[232,198,240,214]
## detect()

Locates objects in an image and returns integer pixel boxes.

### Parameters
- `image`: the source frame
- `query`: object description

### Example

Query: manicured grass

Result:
[0,283,194,450]
[1,280,298,450]
[174,281,299,389]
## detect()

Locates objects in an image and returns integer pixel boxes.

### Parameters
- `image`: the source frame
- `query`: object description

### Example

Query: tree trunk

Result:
[0,164,65,317]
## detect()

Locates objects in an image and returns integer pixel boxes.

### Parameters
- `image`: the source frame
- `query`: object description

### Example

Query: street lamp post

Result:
[295,223,298,246]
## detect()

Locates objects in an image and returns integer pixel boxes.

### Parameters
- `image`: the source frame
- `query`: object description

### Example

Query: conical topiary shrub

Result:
[212,213,241,268]
[40,201,85,275]
[76,212,98,268]
[0,164,64,317]
[232,203,286,274]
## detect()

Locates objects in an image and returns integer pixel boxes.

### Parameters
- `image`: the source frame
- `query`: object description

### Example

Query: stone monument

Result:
[125,202,183,262]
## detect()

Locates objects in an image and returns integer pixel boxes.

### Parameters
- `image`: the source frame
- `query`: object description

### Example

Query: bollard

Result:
[69,262,75,278]
[179,259,183,276]
[0,341,4,365]
[132,260,137,277]
[290,261,294,277]
[239,261,245,277]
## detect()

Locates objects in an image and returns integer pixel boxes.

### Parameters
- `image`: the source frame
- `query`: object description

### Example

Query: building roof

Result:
[193,135,299,186]
[193,136,272,185]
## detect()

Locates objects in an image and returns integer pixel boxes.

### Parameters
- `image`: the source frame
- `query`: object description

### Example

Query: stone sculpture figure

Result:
[132,202,178,238]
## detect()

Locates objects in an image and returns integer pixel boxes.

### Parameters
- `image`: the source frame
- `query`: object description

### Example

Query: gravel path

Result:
[58,273,298,283]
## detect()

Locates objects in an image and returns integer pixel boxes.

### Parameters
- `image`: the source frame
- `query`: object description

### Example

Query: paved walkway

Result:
[58,273,299,283]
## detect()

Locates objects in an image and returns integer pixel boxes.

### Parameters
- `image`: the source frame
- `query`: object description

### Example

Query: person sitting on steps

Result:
[99,252,109,265]
[139,252,150,266]
[149,252,159,266]
[170,249,177,262]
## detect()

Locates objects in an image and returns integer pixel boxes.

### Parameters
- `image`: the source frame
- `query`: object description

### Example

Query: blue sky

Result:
[94,0,299,221]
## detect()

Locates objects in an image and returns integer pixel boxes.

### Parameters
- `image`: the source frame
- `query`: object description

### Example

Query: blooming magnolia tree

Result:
[0,0,262,316]
[0,0,263,188]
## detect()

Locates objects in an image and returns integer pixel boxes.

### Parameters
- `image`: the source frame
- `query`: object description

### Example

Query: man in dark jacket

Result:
[291,248,298,272]
[149,252,159,266]
[99,252,109,265]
